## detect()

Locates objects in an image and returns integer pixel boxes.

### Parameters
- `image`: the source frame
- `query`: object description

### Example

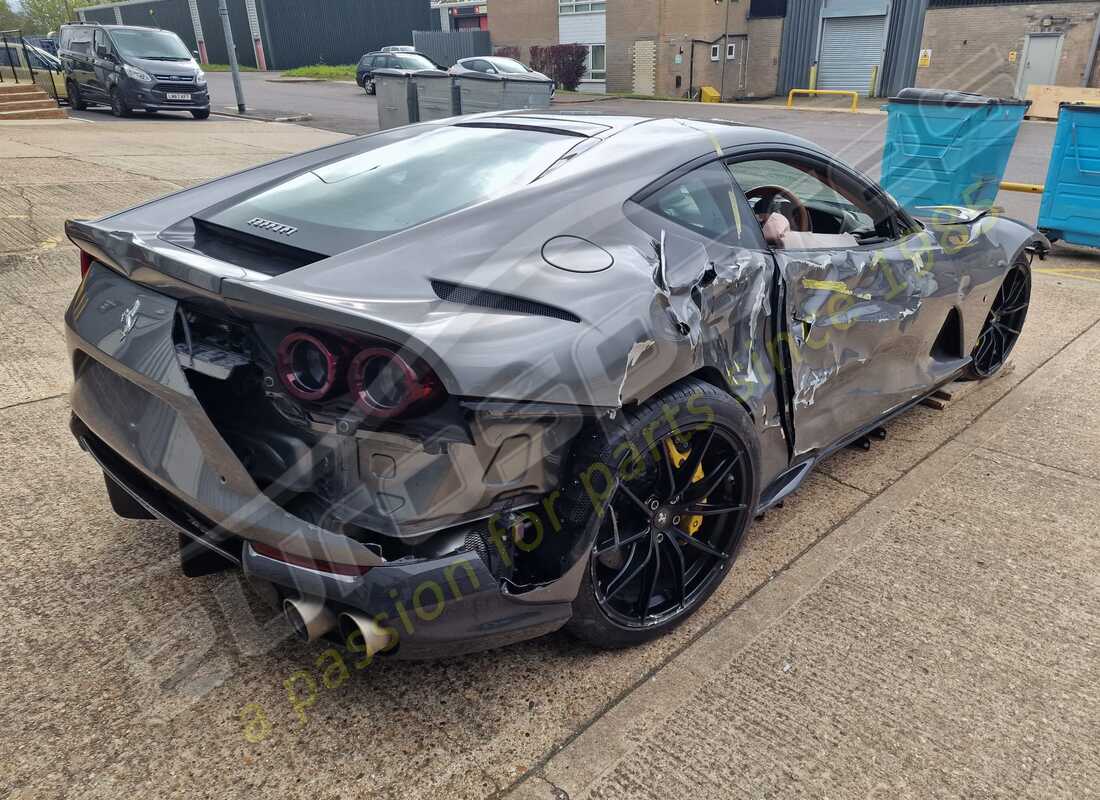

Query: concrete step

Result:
[0,98,58,112]
[0,106,68,120]
[0,83,42,96]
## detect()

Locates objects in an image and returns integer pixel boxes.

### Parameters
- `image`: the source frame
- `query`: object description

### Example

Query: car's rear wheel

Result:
[963,256,1031,380]
[109,88,131,117]
[562,379,760,648]
[67,80,87,110]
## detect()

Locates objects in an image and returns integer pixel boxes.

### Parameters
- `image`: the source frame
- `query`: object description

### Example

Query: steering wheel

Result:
[747,185,811,232]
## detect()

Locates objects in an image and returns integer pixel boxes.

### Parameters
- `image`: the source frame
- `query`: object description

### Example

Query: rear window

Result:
[393,53,435,70]
[219,126,579,252]
[62,27,93,55]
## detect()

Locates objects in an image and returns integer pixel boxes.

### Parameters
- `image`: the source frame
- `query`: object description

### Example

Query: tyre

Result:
[109,88,131,117]
[67,80,86,111]
[191,108,210,120]
[146,109,158,114]
[365,79,376,96]
[179,532,238,577]
[561,378,761,649]
[962,255,1031,380]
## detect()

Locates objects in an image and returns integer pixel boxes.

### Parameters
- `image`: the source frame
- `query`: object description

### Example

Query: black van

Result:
[59,23,210,119]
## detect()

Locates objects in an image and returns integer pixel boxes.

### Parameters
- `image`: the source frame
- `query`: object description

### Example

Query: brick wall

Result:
[655,0,751,98]
[606,0,660,93]
[916,2,1100,97]
[490,0,560,62]
[746,16,783,98]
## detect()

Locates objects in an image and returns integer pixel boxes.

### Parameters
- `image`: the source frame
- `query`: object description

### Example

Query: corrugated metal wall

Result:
[81,7,119,24]
[777,0,929,96]
[195,0,256,66]
[776,0,823,94]
[412,29,491,67]
[76,0,430,69]
[258,0,430,68]
[118,0,199,54]
[880,0,928,96]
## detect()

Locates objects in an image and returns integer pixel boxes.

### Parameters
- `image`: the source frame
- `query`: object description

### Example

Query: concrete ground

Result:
[1,115,1098,800]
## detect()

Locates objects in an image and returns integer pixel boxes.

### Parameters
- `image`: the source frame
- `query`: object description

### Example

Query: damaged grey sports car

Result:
[65,112,1047,659]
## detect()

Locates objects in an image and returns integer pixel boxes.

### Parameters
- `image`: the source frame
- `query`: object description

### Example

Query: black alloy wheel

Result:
[109,88,131,117]
[563,379,760,648]
[966,260,1030,379]
[590,423,752,630]
[67,80,87,111]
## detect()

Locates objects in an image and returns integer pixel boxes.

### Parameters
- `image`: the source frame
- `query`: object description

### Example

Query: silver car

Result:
[64,112,1047,660]
[449,55,552,85]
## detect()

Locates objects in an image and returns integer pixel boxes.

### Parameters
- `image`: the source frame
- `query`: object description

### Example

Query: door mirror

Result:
[96,45,111,59]
[192,50,199,58]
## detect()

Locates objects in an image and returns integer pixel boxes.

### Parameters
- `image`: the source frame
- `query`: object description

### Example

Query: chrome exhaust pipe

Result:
[283,596,336,643]
[338,611,393,656]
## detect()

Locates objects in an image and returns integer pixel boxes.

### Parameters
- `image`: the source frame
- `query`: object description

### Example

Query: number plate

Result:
[165,92,191,101]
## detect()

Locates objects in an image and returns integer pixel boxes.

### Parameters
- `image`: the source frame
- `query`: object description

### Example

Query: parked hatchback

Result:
[59,23,209,118]
[449,55,551,85]
[356,50,437,95]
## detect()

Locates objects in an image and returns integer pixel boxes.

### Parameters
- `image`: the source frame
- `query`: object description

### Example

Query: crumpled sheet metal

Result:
[614,230,788,481]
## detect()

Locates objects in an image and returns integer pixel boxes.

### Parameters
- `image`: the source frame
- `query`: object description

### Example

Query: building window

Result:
[726,42,737,60]
[588,44,606,80]
[559,1,606,13]
[710,44,720,61]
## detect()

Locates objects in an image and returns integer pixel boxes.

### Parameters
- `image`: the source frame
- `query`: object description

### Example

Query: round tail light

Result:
[277,332,340,401]
[348,348,434,418]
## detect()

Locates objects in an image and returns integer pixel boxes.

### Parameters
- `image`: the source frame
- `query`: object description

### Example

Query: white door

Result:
[1016,33,1063,97]
[817,15,887,96]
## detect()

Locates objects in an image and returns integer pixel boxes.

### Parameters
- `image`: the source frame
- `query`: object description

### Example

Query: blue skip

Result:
[1038,103,1100,249]
[882,88,1030,211]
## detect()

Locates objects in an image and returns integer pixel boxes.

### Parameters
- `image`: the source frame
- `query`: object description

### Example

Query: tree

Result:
[20,0,98,35]
[529,44,588,91]
[0,0,29,32]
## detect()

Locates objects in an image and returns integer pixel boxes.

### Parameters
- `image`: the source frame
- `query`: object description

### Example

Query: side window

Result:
[639,161,758,245]
[93,29,107,57]
[468,59,491,72]
[727,156,895,247]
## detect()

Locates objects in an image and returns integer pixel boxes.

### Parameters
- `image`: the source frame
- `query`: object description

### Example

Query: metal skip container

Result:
[374,68,419,130]
[414,70,461,122]
[881,88,1030,210]
[1037,103,1100,249]
[455,72,555,115]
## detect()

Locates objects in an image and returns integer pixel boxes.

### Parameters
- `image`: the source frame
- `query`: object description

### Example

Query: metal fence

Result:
[412,29,491,67]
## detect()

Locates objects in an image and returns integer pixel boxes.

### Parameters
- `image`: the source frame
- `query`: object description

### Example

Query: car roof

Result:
[63,23,158,30]
[457,111,827,154]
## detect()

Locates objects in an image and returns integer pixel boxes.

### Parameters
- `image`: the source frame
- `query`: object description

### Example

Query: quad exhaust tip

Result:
[338,611,393,656]
[283,596,337,643]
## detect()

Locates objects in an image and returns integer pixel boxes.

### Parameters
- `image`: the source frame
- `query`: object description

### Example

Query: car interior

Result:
[727,156,895,249]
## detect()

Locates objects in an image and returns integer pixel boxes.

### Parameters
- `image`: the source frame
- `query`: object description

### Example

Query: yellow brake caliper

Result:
[665,439,704,535]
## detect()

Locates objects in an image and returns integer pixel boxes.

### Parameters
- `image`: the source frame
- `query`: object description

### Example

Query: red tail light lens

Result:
[347,347,436,418]
[251,541,372,576]
[276,332,340,401]
[79,250,93,278]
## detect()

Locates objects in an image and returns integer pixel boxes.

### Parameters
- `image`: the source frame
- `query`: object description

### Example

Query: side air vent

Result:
[430,280,581,323]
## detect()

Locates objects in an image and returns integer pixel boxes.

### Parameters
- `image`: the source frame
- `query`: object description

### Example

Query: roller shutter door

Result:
[817,15,886,95]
